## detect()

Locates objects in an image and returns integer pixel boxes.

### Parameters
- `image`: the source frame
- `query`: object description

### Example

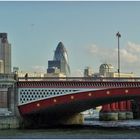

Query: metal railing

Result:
[17,76,140,82]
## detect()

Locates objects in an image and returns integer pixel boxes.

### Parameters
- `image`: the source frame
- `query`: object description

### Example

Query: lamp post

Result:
[116,32,121,78]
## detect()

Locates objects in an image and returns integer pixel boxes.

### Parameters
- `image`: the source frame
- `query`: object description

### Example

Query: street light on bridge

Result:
[116,32,121,78]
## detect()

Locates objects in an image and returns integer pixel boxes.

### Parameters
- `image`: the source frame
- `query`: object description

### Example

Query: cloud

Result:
[87,44,117,64]
[87,41,140,75]
[88,44,99,54]
[127,41,140,53]
[88,42,139,64]
[121,49,138,63]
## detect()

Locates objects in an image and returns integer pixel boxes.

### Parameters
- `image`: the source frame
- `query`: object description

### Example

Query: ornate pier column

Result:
[100,104,111,112]
[126,100,133,119]
[118,101,126,120]
[99,103,118,121]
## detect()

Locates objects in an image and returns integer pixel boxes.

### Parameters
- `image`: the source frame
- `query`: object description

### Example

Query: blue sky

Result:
[1,1,140,76]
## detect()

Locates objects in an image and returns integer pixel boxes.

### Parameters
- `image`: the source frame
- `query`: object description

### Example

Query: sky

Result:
[1,1,140,76]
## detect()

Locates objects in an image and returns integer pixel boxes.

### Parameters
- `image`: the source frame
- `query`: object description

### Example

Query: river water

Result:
[1,120,140,139]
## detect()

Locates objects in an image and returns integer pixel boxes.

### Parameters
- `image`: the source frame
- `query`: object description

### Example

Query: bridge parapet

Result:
[17,80,140,89]
[0,74,17,117]
[18,77,140,82]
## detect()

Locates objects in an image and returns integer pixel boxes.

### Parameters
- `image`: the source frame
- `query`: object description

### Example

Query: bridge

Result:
[16,77,140,126]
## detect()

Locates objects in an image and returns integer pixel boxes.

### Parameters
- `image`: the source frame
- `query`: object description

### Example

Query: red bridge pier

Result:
[99,100,133,121]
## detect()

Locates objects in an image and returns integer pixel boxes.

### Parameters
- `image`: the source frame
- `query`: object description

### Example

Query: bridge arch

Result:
[18,87,140,117]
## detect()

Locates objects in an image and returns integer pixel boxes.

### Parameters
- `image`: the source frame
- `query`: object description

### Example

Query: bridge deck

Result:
[17,77,140,118]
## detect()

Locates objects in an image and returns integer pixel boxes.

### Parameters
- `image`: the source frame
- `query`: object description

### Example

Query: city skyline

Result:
[1,1,140,76]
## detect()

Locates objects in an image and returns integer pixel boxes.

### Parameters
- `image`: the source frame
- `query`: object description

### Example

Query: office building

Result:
[99,64,114,77]
[0,33,11,74]
[47,42,70,77]
[84,66,94,77]
[0,60,4,73]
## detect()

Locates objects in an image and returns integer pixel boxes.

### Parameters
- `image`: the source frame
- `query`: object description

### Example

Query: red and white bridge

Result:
[17,77,140,125]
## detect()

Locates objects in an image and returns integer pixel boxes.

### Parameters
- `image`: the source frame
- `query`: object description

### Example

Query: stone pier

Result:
[0,116,19,129]
[0,74,20,129]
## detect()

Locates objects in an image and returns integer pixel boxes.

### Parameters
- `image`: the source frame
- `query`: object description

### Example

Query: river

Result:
[1,120,140,139]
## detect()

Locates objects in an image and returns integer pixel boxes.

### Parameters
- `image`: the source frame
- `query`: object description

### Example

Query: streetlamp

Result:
[116,32,121,77]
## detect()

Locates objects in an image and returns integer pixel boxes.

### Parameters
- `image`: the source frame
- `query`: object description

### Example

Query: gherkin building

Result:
[47,42,70,77]
[54,42,70,76]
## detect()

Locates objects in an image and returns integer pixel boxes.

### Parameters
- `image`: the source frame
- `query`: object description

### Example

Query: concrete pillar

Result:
[115,102,119,112]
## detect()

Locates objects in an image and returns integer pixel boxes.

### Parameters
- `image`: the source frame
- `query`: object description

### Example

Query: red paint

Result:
[115,102,119,111]
[100,104,111,112]
[126,100,131,111]
[123,101,127,111]
[110,103,117,112]
[118,101,126,111]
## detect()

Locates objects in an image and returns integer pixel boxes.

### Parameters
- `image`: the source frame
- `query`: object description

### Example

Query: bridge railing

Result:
[17,77,140,82]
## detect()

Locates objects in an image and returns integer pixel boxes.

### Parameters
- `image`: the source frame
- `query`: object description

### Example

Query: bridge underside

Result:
[18,87,140,127]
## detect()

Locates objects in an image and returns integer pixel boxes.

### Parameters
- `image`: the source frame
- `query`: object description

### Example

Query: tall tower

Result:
[0,33,11,74]
[54,42,70,76]
[47,42,70,77]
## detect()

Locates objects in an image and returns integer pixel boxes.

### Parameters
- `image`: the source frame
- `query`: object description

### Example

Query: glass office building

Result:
[47,42,70,77]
